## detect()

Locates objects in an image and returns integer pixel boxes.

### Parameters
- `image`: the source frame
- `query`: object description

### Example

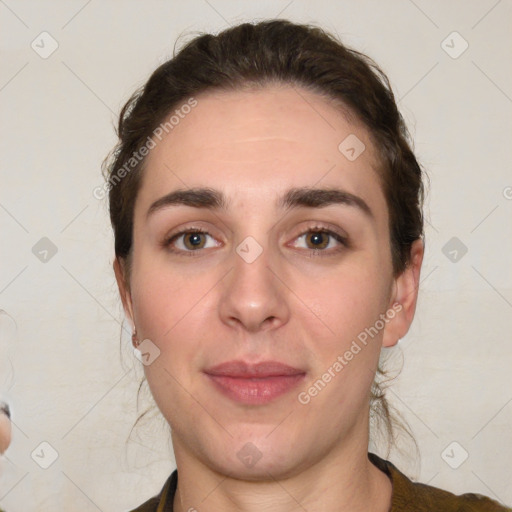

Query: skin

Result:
[0,408,10,455]
[114,84,424,512]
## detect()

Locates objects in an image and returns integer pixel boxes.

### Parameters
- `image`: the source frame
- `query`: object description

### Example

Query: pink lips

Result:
[204,360,306,405]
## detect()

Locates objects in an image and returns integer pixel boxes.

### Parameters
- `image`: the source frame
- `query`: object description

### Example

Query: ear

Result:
[382,238,424,348]
[113,257,135,328]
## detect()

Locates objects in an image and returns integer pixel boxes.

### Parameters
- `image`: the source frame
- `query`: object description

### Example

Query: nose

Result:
[218,237,290,333]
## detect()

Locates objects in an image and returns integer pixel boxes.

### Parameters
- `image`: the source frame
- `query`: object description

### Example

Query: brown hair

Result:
[103,19,425,456]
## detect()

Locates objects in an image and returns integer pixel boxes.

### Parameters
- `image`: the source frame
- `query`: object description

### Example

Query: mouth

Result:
[203,360,306,405]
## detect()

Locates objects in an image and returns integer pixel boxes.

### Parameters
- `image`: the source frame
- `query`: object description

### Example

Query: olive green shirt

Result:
[128,452,511,511]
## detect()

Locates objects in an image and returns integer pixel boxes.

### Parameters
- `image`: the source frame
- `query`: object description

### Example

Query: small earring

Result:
[132,328,139,348]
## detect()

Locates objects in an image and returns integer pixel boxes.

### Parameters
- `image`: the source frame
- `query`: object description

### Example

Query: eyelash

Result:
[162,224,348,258]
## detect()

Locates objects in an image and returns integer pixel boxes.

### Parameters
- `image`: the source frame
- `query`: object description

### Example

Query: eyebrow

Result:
[146,186,374,220]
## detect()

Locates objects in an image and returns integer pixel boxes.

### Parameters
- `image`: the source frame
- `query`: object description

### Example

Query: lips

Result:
[204,360,305,378]
[203,360,306,404]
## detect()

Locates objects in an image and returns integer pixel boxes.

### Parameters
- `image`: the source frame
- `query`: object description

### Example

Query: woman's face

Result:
[115,84,422,479]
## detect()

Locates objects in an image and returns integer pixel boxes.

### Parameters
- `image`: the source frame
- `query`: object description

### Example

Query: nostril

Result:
[0,402,10,419]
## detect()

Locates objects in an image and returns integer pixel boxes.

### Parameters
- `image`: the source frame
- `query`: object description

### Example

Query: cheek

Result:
[131,264,205,424]
[295,267,387,409]
[131,257,203,340]
[304,260,389,345]
[130,259,214,378]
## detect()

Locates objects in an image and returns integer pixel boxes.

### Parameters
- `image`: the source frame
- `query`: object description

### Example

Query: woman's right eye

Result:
[163,228,220,256]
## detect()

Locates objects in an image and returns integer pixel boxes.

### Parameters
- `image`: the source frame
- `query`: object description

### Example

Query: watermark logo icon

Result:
[31,31,59,59]
[32,237,58,263]
[442,236,468,263]
[134,339,161,366]
[441,31,469,59]
[31,441,59,469]
[338,134,366,161]
[236,236,263,264]
[441,441,469,469]
[237,442,263,468]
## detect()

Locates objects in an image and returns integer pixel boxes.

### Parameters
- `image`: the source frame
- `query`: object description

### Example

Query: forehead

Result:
[136,85,388,227]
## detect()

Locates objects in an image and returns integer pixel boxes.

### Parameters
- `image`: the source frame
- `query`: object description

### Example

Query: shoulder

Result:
[126,470,177,512]
[368,452,511,512]
[395,479,512,512]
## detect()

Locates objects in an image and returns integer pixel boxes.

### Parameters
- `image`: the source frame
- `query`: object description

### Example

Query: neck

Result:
[172,432,392,512]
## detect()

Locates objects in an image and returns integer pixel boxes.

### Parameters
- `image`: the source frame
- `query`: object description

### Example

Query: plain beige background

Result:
[1,1,511,510]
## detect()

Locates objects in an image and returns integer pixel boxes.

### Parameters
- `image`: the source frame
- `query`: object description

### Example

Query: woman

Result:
[103,19,511,511]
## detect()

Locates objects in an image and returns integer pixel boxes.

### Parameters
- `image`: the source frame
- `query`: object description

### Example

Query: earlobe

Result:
[382,239,424,348]
[113,257,135,327]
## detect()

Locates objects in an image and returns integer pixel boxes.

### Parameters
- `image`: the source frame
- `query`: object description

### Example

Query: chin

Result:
[208,454,304,483]
[201,434,308,482]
